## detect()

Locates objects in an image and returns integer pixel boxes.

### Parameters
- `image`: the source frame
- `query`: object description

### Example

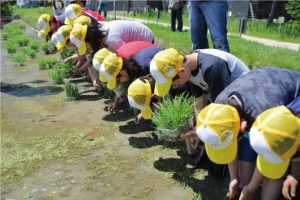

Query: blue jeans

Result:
[189,0,230,52]
[171,6,183,32]
[98,2,107,19]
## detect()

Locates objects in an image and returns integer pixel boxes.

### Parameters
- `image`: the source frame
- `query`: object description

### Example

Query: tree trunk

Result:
[267,0,278,26]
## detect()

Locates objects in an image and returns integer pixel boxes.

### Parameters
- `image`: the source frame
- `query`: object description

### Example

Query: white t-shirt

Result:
[100,20,154,52]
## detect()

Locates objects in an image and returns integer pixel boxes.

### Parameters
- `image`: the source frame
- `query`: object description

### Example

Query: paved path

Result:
[111,15,300,51]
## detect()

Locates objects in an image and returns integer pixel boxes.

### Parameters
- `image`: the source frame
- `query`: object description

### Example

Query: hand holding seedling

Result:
[109,97,120,112]
[180,128,197,141]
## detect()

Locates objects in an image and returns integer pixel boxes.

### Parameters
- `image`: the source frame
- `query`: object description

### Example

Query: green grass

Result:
[37,58,57,69]
[15,7,53,28]
[147,23,300,72]
[22,47,36,58]
[122,10,300,43]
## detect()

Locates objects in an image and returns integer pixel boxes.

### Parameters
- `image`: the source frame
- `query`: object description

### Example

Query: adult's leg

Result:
[189,0,208,50]
[177,6,183,31]
[102,3,107,19]
[201,1,230,52]
[171,10,176,32]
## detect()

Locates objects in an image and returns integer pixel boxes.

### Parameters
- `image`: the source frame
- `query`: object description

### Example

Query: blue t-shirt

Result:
[287,96,300,117]
[133,46,164,75]
[216,67,300,128]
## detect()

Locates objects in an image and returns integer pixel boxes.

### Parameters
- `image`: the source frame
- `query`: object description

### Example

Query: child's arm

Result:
[63,53,79,63]
[228,157,240,200]
[109,96,120,112]
[239,167,264,200]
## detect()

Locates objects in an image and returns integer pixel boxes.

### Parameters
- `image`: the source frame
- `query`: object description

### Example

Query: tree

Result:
[285,0,300,31]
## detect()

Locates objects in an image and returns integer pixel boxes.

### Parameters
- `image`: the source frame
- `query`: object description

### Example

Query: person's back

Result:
[102,20,154,51]
[216,67,300,127]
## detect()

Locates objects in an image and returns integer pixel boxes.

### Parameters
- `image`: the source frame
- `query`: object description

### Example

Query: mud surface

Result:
[1,21,229,200]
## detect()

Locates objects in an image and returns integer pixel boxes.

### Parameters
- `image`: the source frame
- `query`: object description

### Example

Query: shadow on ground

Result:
[119,120,154,134]
[0,82,63,97]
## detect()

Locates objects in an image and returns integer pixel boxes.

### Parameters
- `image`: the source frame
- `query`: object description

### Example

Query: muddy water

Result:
[1,21,229,200]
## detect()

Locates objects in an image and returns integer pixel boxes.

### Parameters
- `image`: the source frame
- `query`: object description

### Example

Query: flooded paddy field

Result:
[1,21,229,200]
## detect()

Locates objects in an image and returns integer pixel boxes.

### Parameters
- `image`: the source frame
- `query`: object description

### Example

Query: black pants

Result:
[171,6,183,32]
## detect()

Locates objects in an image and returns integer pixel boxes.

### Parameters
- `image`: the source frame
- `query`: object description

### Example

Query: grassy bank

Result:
[122,10,300,43]
[147,23,300,72]
[15,7,52,28]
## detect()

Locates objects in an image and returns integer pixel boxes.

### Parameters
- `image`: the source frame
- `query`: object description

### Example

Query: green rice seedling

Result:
[2,32,10,40]
[65,83,79,99]
[16,35,30,46]
[30,41,39,51]
[11,52,26,65]
[37,59,48,69]
[41,41,56,54]
[46,58,58,68]
[22,47,36,58]
[49,68,63,84]
[61,48,76,58]
[5,41,17,53]
[152,93,194,140]
[57,61,74,78]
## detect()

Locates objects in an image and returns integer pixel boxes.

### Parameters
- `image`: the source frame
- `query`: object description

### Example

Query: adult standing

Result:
[169,0,186,32]
[98,0,107,19]
[52,0,65,16]
[189,0,230,52]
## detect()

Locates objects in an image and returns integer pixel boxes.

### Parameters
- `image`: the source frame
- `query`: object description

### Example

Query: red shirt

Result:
[116,41,156,59]
[82,8,105,22]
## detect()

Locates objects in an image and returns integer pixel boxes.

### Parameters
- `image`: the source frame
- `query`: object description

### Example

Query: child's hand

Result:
[135,113,144,125]
[180,128,196,140]
[282,175,298,200]
[109,97,120,112]
[191,137,201,150]
[239,184,255,200]
[229,179,239,200]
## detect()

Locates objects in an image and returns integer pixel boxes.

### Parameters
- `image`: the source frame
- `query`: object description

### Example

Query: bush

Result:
[5,41,17,53]
[30,41,39,51]
[65,83,79,98]
[1,2,14,17]
[22,47,36,58]
[11,52,26,65]
[49,68,63,83]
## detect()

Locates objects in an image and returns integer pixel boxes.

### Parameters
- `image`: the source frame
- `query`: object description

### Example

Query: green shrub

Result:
[5,41,17,53]
[16,36,30,46]
[30,41,39,51]
[1,2,14,17]
[11,52,26,65]
[2,32,10,40]
[22,47,36,58]
[152,94,194,140]
[65,83,79,98]
[49,68,63,83]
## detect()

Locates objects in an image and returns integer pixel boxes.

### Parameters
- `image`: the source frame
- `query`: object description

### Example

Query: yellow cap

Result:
[70,24,87,55]
[74,16,91,26]
[93,48,113,73]
[38,30,47,42]
[250,106,300,179]
[196,103,240,164]
[38,14,50,34]
[55,25,73,51]
[65,4,82,25]
[150,48,184,97]
[99,53,123,90]
[128,79,152,119]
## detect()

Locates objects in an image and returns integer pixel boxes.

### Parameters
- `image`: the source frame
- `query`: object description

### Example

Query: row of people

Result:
[37,4,300,199]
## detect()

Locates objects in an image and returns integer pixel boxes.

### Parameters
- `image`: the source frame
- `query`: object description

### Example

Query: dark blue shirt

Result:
[287,96,300,117]
[216,67,300,128]
[133,46,164,75]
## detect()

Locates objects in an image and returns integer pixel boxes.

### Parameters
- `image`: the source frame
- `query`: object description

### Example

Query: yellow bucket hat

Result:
[150,48,184,97]
[70,24,87,55]
[196,103,240,164]
[38,30,47,42]
[56,25,73,51]
[100,53,123,90]
[74,16,91,26]
[250,106,300,179]
[38,14,50,34]
[65,4,82,25]
[93,48,113,73]
[128,79,152,119]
